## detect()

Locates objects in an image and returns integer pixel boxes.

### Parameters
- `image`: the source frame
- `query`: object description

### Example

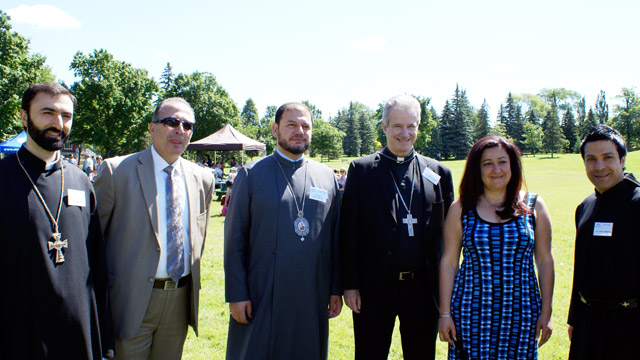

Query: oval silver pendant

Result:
[294,217,310,241]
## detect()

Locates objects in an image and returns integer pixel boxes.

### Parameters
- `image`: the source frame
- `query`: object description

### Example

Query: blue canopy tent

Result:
[0,130,27,153]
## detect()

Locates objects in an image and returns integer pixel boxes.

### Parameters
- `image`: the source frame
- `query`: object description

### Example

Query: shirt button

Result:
[387,251,392,255]
[157,247,161,252]
[392,228,397,232]
[149,278,154,283]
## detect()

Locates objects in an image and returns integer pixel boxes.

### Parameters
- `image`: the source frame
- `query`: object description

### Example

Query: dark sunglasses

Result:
[153,117,195,131]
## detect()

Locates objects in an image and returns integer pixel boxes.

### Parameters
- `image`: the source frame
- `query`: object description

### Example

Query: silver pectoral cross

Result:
[402,213,418,237]
[48,233,68,264]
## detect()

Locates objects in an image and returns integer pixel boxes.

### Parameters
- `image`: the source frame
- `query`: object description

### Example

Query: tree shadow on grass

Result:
[534,156,561,160]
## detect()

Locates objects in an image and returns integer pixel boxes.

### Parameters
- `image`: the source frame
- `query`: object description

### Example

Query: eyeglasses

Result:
[153,117,195,131]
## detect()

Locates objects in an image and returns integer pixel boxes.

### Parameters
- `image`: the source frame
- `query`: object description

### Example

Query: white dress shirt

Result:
[151,146,191,279]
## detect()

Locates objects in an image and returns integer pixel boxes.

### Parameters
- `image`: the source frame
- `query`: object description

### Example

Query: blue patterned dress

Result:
[449,193,541,360]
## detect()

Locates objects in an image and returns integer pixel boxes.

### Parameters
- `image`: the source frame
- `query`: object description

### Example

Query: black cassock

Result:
[568,173,640,360]
[0,146,114,359]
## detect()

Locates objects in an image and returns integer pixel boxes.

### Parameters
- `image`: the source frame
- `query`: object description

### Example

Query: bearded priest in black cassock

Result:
[224,103,342,360]
[0,83,114,359]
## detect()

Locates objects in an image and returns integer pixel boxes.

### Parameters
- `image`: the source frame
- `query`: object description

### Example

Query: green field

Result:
[182,151,640,359]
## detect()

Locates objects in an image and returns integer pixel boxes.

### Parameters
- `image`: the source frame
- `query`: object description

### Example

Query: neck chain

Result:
[379,149,415,164]
[274,156,309,241]
[390,160,418,237]
[16,151,68,264]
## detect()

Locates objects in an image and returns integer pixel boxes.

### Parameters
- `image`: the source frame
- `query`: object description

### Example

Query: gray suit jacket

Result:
[94,148,214,339]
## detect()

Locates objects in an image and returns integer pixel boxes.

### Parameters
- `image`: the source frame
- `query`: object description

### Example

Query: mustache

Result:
[44,127,66,136]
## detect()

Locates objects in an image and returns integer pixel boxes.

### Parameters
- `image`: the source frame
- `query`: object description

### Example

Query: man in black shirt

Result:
[568,125,640,359]
[340,95,454,359]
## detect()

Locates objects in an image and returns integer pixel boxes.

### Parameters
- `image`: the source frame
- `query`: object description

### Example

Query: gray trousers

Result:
[115,285,190,360]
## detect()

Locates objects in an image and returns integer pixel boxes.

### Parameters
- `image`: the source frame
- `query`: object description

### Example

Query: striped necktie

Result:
[164,165,185,282]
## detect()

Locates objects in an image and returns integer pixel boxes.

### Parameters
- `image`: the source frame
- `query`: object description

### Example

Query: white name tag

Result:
[309,187,328,202]
[422,167,441,185]
[593,222,613,237]
[67,189,86,207]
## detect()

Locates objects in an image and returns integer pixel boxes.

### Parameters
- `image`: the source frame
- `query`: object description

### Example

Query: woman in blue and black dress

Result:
[438,136,555,360]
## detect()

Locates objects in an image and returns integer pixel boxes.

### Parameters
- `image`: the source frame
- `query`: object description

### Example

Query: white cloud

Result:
[348,35,387,52]
[7,5,82,29]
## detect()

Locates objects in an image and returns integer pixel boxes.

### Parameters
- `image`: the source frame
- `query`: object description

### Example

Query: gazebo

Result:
[187,124,266,163]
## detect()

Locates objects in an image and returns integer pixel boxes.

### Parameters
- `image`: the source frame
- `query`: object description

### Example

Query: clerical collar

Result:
[275,148,304,163]
[379,147,415,165]
[18,145,62,172]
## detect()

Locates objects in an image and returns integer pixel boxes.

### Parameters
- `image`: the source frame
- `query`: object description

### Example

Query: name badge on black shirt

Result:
[593,222,613,237]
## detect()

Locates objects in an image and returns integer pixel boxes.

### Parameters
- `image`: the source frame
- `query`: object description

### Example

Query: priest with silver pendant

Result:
[224,102,342,360]
[340,95,455,360]
[0,83,114,359]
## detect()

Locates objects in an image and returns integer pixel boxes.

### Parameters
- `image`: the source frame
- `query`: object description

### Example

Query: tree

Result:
[240,98,259,127]
[310,120,344,160]
[561,106,578,152]
[302,100,323,120]
[258,105,277,154]
[439,100,454,159]
[522,121,543,156]
[524,108,540,126]
[538,88,583,113]
[426,107,442,158]
[612,87,640,147]
[159,62,174,93]
[70,49,158,157]
[165,71,239,142]
[331,102,375,156]
[594,90,609,124]
[444,85,474,159]
[504,92,525,147]
[542,109,568,158]
[473,100,490,141]
[0,11,55,139]
[412,96,437,155]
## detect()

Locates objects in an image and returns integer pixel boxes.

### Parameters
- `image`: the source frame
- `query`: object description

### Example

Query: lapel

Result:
[374,153,399,224]
[137,148,160,245]
[181,158,200,254]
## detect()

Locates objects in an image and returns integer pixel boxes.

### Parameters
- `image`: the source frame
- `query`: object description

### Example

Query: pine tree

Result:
[578,107,599,141]
[159,62,174,93]
[448,85,474,159]
[439,100,454,159]
[473,100,490,141]
[561,106,578,152]
[504,93,525,145]
[542,109,568,158]
[594,90,609,124]
[525,108,540,126]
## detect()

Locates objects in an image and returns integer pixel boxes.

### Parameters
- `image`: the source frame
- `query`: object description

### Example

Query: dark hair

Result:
[226,179,234,188]
[579,124,627,160]
[274,102,312,124]
[22,82,76,114]
[153,97,195,122]
[459,136,529,219]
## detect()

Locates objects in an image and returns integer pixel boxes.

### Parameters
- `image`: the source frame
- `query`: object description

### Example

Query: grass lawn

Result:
[182,151,640,359]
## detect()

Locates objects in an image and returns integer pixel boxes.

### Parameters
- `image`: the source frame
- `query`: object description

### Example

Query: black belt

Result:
[579,292,639,309]
[154,273,191,290]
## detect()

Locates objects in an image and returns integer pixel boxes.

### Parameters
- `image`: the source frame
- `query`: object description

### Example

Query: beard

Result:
[277,134,309,155]
[26,114,70,151]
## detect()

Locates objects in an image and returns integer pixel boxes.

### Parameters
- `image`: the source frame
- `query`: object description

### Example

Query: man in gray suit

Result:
[94,97,215,359]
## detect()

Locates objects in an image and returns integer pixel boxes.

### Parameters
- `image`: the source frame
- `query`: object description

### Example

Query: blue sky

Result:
[4,0,639,121]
